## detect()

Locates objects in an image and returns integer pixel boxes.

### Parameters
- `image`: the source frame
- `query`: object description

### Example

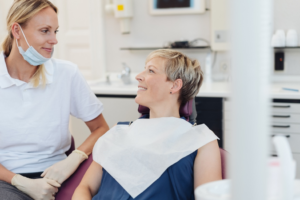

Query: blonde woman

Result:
[73,50,222,200]
[0,0,109,200]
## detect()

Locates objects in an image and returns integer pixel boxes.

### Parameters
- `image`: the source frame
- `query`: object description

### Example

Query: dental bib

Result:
[93,117,219,198]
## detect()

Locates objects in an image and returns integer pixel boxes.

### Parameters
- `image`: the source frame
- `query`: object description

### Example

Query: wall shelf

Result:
[120,46,211,51]
[274,46,300,49]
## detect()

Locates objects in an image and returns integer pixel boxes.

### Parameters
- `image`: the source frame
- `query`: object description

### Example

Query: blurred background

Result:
[1,0,299,80]
[1,1,300,198]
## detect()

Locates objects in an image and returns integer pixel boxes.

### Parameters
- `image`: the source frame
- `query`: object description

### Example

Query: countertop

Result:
[88,74,300,99]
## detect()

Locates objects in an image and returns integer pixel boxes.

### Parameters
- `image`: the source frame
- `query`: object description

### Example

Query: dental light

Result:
[105,0,133,34]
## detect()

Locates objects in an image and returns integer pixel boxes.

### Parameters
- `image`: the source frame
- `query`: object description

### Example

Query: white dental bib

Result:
[93,117,219,198]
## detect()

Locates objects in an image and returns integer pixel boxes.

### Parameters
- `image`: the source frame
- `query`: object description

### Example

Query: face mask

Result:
[16,24,53,66]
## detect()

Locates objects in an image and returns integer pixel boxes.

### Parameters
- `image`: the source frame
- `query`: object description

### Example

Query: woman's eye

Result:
[149,69,154,73]
[55,30,59,34]
[41,30,48,33]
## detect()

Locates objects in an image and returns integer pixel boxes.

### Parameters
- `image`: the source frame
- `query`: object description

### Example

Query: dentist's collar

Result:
[0,52,54,89]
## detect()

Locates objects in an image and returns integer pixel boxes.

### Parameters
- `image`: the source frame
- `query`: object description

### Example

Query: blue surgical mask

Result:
[16,24,53,66]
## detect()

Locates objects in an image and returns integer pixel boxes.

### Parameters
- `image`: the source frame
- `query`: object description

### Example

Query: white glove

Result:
[41,150,88,184]
[11,174,60,200]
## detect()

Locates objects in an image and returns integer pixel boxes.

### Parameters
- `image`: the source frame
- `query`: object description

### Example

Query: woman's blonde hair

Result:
[146,49,204,105]
[2,0,58,87]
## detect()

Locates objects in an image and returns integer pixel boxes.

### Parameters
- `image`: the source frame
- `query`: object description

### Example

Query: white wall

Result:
[2,0,299,78]
[103,0,300,78]
[273,0,300,76]
[274,0,300,38]
[103,0,228,78]
[0,0,14,47]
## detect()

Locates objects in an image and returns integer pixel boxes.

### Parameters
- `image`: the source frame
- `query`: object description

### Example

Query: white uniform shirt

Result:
[0,52,103,173]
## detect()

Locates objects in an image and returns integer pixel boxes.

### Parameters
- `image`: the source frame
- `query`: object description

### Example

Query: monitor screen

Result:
[156,0,191,9]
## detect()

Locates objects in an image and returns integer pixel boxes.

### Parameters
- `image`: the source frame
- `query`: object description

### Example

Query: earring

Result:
[170,91,172,94]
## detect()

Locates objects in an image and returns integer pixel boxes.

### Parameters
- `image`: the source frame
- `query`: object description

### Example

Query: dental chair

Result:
[55,136,93,200]
[56,99,228,200]
[138,99,228,179]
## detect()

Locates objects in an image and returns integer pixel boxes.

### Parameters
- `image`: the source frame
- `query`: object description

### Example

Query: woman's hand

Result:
[41,150,87,184]
[11,174,60,200]
[42,114,108,185]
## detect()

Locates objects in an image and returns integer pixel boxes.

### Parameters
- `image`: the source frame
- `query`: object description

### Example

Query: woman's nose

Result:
[49,34,58,45]
[135,72,144,82]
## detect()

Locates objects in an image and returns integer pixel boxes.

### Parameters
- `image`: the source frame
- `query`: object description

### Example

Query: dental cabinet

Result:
[224,98,300,179]
[96,95,140,128]
[195,97,223,148]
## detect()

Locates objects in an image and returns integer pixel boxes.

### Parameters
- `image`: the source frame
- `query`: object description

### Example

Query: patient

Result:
[72,49,222,200]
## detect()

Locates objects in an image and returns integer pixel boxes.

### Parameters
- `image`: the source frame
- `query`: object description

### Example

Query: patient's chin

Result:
[135,96,143,105]
[135,96,149,107]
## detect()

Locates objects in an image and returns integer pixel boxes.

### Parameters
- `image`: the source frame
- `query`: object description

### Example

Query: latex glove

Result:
[41,150,87,184]
[11,174,60,200]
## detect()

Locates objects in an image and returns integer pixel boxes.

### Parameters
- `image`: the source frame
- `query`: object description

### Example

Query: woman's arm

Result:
[0,164,15,183]
[194,140,222,189]
[78,114,109,155]
[72,161,103,200]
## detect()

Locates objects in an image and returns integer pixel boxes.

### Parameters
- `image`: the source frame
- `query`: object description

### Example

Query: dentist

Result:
[0,0,109,200]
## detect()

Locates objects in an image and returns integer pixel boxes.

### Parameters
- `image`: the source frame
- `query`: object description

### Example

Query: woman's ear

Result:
[11,23,21,40]
[170,79,183,94]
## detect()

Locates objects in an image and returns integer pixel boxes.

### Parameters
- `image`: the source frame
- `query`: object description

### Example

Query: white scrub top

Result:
[0,52,103,173]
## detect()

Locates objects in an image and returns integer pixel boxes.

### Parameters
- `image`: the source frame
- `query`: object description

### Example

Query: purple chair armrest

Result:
[55,136,93,199]
[55,154,93,200]
[65,136,75,156]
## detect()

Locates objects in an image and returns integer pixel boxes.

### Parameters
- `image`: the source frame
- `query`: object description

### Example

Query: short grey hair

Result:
[146,49,204,105]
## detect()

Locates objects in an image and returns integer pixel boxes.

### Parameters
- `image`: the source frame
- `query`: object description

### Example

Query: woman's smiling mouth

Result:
[42,47,52,52]
[138,86,147,91]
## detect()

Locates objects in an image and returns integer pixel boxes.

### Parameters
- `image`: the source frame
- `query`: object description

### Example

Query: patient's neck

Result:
[149,102,180,119]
